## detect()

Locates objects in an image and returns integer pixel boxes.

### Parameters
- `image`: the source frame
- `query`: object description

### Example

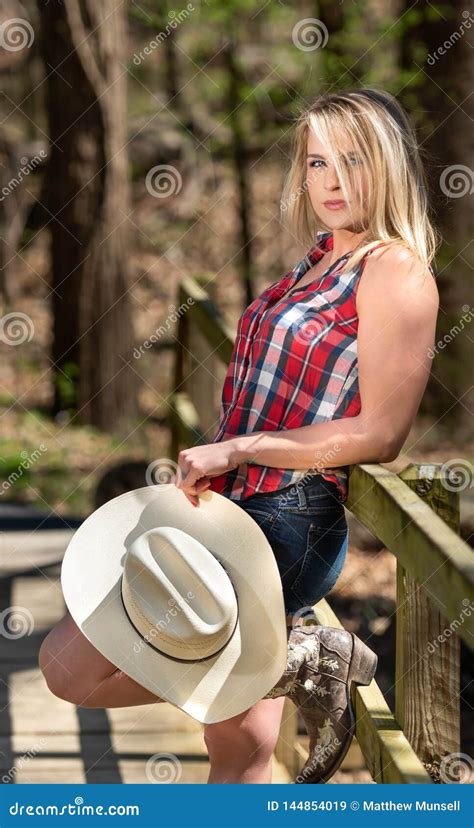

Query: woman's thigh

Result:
[38,611,119,690]
[233,476,349,614]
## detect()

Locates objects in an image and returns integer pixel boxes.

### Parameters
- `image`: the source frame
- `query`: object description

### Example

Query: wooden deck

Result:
[0,549,294,784]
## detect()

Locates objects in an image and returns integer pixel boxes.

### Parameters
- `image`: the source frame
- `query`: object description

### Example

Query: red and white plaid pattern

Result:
[208,231,434,502]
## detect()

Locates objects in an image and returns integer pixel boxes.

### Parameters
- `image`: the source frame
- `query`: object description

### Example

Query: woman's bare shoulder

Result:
[358,241,439,309]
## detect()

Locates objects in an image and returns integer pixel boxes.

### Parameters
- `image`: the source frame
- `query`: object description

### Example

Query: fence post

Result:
[274,698,301,778]
[395,463,461,777]
[185,275,220,442]
[170,304,189,461]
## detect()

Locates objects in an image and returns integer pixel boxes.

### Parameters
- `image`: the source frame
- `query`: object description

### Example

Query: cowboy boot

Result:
[263,623,377,784]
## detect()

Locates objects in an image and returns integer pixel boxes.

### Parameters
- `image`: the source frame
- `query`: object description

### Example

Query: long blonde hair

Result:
[280,88,440,274]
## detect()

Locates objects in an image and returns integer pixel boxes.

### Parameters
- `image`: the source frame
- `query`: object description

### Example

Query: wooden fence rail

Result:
[169,274,474,784]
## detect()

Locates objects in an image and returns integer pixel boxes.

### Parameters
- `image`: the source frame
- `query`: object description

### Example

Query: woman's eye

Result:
[308,159,324,169]
[346,155,361,166]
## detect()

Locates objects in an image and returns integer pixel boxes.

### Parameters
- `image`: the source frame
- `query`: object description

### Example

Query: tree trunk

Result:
[400,0,474,429]
[223,38,254,307]
[37,0,139,432]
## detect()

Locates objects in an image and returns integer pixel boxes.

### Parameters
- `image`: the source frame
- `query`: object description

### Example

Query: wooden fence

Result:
[169,274,474,784]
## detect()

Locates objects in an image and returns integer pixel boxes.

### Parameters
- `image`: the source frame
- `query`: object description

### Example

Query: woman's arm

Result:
[230,246,440,470]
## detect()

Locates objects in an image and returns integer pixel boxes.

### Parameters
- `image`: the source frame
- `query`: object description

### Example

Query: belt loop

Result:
[296,483,307,509]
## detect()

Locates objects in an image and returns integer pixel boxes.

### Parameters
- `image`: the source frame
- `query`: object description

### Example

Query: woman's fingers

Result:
[195,478,211,493]
[179,476,211,507]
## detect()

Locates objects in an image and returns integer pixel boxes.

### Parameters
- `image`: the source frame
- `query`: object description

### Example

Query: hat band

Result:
[119,580,239,664]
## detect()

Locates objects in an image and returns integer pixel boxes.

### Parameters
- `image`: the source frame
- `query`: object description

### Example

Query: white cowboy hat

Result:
[60,484,288,724]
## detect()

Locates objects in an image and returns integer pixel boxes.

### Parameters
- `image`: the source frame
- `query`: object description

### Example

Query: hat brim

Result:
[60,484,288,724]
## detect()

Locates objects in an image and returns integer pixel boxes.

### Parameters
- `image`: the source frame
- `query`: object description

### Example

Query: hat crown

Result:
[121,526,238,661]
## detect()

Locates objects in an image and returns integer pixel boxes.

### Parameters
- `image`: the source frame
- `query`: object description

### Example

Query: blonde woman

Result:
[39,88,439,786]
[176,88,440,782]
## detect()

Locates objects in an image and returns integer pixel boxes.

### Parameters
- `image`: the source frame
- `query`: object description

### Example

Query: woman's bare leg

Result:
[38,611,165,708]
[204,696,286,783]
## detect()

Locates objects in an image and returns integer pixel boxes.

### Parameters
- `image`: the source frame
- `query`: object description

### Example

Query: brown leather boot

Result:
[263,623,377,783]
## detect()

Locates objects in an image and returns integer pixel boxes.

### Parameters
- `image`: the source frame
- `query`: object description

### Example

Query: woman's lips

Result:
[323,200,347,210]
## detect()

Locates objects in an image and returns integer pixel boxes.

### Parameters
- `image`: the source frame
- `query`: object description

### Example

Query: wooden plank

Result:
[274,698,300,778]
[168,392,206,451]
[312,599,433,784]
[0,530,73,576]
[346,464,474,646]
[396,464,460,765]
[2,530,292,785]
[188,325,220,441]
[178,277,235,363]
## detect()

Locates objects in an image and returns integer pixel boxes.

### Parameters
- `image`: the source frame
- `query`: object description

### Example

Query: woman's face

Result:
[305,129,368,231]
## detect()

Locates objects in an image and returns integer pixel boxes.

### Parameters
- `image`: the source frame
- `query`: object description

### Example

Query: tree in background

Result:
[36,0,139,432]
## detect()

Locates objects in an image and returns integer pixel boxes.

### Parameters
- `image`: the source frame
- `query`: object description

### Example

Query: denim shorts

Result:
[231,475,349,615]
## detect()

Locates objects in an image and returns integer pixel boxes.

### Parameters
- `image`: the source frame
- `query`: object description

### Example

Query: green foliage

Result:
[55,361,79,409]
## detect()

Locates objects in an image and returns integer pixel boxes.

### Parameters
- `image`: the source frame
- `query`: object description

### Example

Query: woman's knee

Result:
[38,626,78,703]
[203,698,285,766]
[38,612,116,705]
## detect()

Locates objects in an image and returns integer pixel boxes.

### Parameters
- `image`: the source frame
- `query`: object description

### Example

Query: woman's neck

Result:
[327,228,368,266]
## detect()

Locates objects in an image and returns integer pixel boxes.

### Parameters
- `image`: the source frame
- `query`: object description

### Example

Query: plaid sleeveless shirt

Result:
[207,231,429,502]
